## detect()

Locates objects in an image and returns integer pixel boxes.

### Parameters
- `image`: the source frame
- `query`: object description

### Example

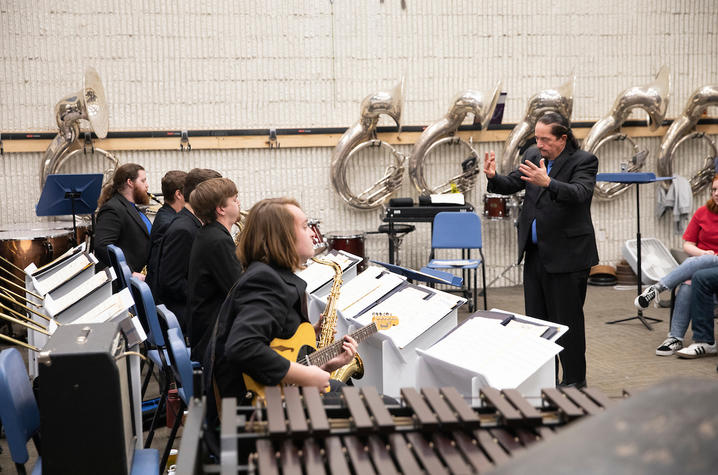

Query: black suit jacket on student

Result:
[145,203,179,298]
[487,145,599,273]
[210,261,307,401]
[186,221,242,361]
[155,208,201,328]
[93,193,150,273]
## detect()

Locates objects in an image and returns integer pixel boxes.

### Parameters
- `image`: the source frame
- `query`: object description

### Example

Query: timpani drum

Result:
[0,226,74,280]
[326,231,366,272]
[483,193,511,220]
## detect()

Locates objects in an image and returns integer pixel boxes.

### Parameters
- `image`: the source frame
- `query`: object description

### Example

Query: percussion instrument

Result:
[0,225,74,281]
[483,193,510,220]
[307,219,327,255]
[326,232,366,272]
[177,384,618,474]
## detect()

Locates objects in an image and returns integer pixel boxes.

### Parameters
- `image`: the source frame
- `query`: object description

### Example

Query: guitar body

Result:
[243,322,317,402]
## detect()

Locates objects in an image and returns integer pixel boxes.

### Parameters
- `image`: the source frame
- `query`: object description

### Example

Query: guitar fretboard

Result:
[306,323,378,368]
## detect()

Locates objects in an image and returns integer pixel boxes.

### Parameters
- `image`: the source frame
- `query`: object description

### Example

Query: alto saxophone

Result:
[311,257,364,383]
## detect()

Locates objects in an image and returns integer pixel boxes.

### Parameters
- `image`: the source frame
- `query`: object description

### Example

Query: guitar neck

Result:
[307,322,377,368]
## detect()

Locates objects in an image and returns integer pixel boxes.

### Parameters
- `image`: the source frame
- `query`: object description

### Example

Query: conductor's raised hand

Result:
[483,151,496,179]
[518,159,551,187]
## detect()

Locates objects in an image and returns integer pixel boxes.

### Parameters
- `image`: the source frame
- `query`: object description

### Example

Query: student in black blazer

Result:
[93,163,151,277]
[154,169,221,328]
[146,170,186,296]
[484,112,598,387]
[185,177,243,361]
[209,197,357,403]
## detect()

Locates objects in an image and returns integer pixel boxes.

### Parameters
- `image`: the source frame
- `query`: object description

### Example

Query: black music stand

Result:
[596,172,672,330]
[36,174,103,246]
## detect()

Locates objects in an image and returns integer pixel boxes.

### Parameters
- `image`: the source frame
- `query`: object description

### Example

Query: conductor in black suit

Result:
[94,163,152,279]
[483,111,598,387]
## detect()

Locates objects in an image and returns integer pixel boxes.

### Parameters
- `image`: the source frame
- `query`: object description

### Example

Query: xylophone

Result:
[176,384,621,475]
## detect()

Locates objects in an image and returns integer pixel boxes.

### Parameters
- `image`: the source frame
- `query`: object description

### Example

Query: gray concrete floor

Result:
[1,283,717,472]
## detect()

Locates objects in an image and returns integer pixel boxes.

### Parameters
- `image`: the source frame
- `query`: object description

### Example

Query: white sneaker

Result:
[634,284,661,309]
[655,337,683,356]
[676,342,717,359]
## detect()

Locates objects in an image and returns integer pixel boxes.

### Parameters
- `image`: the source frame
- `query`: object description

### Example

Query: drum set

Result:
[482,191,524,224]
[306,219,368,272]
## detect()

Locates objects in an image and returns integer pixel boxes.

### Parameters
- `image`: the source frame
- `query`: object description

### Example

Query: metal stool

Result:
[368,224,415,266]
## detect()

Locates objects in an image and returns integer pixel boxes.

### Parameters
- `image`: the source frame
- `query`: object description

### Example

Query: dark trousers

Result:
[523,245,588,384]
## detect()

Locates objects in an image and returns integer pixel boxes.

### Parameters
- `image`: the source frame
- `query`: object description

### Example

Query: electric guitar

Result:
[243,313,398,402]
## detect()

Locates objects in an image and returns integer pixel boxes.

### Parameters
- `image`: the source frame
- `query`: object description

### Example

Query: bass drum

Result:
[0,225,74,281]
[326,232,366,272]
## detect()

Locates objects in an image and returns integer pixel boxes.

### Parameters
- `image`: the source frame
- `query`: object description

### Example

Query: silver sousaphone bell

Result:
[40,67,116,188]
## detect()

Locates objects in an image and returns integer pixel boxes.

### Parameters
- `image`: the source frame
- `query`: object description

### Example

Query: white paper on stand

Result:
[296,251,358,293]
[325,265,405,319]
[44,268,115,317]
[30,252,95,296]
[63,288,134,325]
[421,317,562,389]
[352,285,462,349]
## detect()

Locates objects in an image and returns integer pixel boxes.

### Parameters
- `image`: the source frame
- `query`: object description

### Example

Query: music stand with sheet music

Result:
[596,172,673,330]
[36,174,103,246]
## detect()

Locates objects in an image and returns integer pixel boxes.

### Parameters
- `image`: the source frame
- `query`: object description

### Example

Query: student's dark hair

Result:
[97,163,144,208]
[190,178,238,223]
[160,170,188,204]
[183,168,221,202]
[537,111,579,149]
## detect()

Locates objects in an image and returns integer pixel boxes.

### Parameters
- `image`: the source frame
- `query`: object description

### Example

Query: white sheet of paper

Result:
[329,265,405,319]
[430,259,475,267]
[353,286,454,348]
[423,317,562,388]
[33,254,92,295]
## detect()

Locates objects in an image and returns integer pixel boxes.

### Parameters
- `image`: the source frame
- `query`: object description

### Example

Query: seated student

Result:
[186,178,243,361]
[208,197,357,404]
[675,266,718,359]
[155,168,221,327]
[146,170,187,295]
[93,163,151,280]
[635,174,718,356]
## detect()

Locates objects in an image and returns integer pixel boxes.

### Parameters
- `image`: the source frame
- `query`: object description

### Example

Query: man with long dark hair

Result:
[483,111,599,388]
[94,163,151,279]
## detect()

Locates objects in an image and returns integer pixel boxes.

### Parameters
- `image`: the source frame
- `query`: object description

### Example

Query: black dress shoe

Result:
[558,379,587,389]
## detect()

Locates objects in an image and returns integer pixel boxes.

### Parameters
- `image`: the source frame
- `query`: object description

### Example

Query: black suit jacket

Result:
[488,145,599,273]
[187,221,242,361]
[93,193,150,273]
[210,261,307,401]
[155,208,201,327]
[146,203,179,297]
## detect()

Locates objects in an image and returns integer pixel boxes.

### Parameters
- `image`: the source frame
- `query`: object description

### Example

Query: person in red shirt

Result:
[635,174,718,356]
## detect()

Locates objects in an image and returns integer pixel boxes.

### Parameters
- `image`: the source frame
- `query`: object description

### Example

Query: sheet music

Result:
[504,319,551,338]
[71,289,134,325]
[296,251,355,293]
[32,253,93,295]
[423,317,562,389]
[29,241,86,276]
[46,270,113,316]
[353,285,455,348]
[325,265,405,319]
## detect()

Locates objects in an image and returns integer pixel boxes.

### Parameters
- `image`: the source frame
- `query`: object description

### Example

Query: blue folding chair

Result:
[425,211,487,311]
[0,348,42,475]
[129,276,173,448]
[162,327,196,472]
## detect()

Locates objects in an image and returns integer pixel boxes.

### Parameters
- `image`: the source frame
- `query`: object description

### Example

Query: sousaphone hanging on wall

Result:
[40,67,118,188]
[500,76,574,174]
[408,82,502,195]
[583,66,670,200]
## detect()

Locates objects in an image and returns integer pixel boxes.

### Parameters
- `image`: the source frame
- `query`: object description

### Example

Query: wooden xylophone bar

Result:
[180,384,621,474]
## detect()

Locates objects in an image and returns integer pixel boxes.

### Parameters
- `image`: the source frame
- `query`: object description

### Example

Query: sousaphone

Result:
[40,67,117,188]
[408,82,502,195]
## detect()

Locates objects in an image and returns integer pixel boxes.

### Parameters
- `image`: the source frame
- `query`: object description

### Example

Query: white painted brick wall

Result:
[0,0,716,286]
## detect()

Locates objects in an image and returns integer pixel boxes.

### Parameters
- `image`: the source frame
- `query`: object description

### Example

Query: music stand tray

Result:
[596,172,672,330]
[371,260,463,287]
[36,174,103,245]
